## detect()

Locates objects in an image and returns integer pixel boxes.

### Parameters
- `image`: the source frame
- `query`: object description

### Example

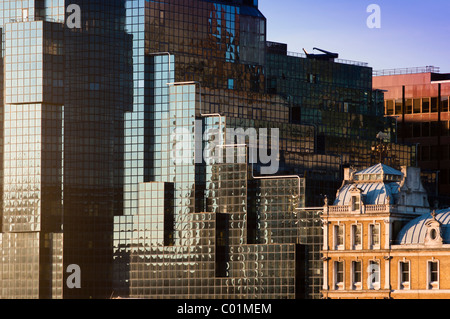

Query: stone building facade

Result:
[322,163,450,299]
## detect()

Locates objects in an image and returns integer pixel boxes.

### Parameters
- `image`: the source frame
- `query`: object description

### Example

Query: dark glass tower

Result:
[0,0,132,298]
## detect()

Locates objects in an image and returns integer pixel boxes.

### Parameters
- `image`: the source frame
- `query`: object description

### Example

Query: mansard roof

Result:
[396,209,450,245]
[334,163,402,206]
[354,163,403,177]
[334,181,399,206]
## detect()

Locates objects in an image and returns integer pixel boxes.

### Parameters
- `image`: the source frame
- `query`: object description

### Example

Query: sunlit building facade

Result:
[0,0,415,299]
[373,67,450,207]
[322,162,450,299]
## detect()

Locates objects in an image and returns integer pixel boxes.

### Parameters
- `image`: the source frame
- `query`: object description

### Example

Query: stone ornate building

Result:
[321,163,450,299]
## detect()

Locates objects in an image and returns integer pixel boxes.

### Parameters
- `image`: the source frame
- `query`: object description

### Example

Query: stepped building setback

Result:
[0,0,415,299]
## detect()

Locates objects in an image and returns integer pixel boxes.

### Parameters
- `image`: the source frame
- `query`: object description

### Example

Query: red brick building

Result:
[373,67,450,205]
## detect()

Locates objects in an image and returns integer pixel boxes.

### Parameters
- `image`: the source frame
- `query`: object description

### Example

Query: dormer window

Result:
[352,196,360,211]
[352,164,404,185]
[429,228,438,241]
[425,212,443,246]
[349,186,362,213]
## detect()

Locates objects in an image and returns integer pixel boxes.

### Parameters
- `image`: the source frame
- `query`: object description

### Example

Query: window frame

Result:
[368,260,381,290]
[334,261,345,290]
[369,223,381,249]
[427,260,439,290]
[334,224,345,250]
[399,260,411,290]
[351,195,360,211]
[352,260,362,290]
[351,223,362,250]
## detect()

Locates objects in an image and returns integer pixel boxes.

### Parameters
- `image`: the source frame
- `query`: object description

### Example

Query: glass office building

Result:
[0,0,132,298]
[112,0,415,300]
[0,0,414,299]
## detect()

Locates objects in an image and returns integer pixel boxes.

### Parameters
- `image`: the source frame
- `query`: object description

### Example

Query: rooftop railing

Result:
[286,51,369,67]
[373,66,440,77]
[327,204,395,214]
[9,16,65,24]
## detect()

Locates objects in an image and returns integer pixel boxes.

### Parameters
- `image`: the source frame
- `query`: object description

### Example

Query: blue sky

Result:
[259,0,450,73]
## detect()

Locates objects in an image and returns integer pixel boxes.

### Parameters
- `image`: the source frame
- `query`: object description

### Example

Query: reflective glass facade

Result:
[0,0,132,299]
[374,71,450,207]
[0,0,415,299]
[112,0,414,300]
